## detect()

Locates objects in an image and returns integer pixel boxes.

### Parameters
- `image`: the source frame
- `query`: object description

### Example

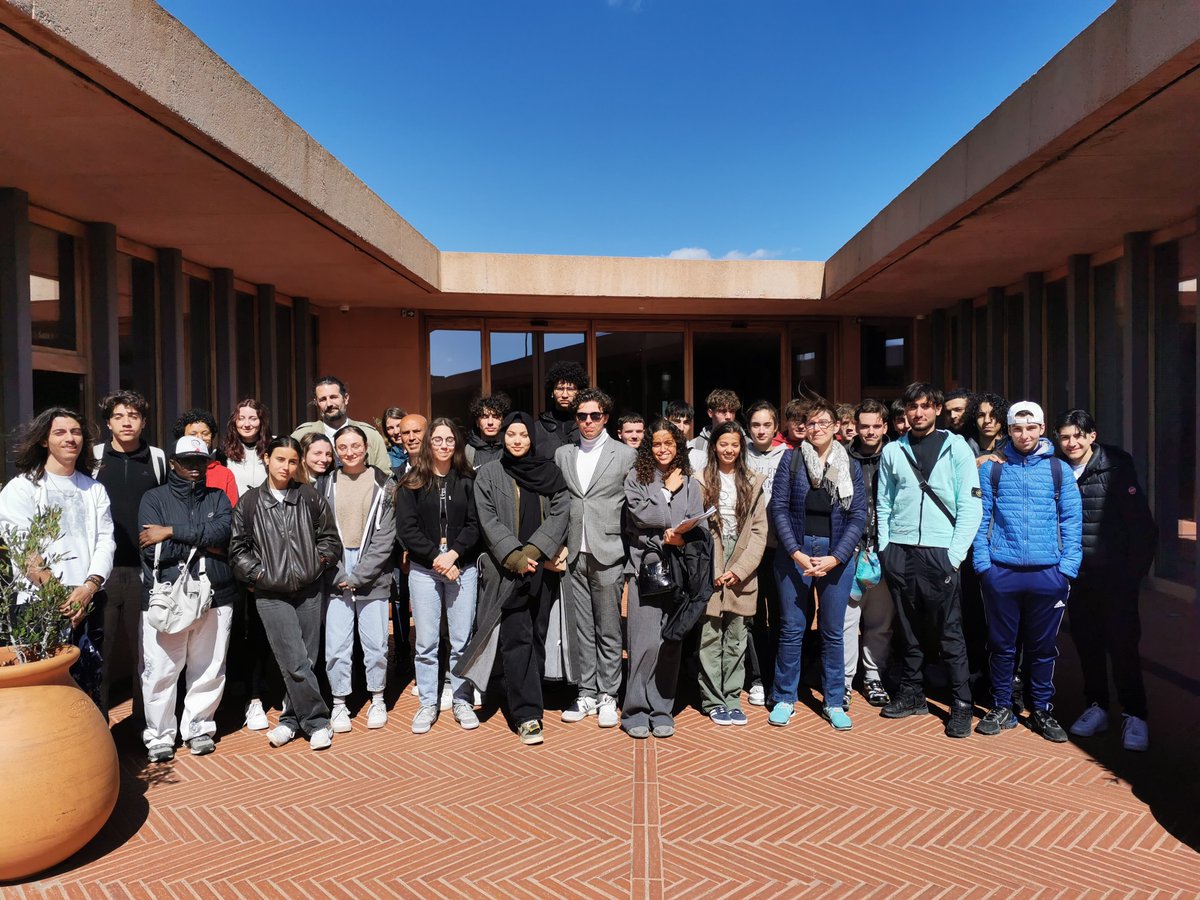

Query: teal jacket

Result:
[876,430,982,569]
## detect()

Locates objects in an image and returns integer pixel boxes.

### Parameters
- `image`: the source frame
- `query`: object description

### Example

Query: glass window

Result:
[430,329,482,427]
[1045,280,1069,419]
[276,304,294,433]
[596,331,683,422]
[32,370,84,413]
[188,277,213,413]
[792,329,831,400]
[862,319,910,391]
[1160,235,1197,584]
[490,331,535,416]
[29,224,78,351]
[235,292,257,401]
[117,254,158,407]
[1005,294,1023,399]
[693,331,782,418]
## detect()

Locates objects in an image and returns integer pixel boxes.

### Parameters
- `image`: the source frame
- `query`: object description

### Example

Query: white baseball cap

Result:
[172,435,211,459]
[1007,401,1045,426]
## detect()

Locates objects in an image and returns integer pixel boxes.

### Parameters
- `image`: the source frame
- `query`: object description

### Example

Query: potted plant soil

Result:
[0,507,120,882]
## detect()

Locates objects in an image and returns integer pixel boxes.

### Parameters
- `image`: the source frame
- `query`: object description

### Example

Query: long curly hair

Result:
[700,421,753,535]
[964,392,1011,451]
[633,418,691,485]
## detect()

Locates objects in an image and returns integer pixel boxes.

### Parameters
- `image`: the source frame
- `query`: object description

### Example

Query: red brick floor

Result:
[8,590,1200,897]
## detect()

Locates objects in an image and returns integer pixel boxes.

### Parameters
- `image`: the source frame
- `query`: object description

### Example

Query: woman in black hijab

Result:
[455,412,570,745]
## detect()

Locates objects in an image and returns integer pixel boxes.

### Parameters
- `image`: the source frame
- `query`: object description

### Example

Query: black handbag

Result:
[638,549,677,603]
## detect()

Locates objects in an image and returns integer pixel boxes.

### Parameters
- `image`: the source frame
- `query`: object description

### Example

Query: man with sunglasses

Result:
[555,388,637,728]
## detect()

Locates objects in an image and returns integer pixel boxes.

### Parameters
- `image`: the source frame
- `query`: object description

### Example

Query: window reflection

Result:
[30,224,78,351]
[792,330,830,400]
[117,253,158,409]
[490,331,535,415]
[597,331,683,422]
[861,319,910,390]
[693,331,781,415]
[430,329,482,426]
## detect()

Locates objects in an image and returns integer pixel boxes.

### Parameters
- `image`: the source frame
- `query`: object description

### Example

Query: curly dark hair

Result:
[469,393,511,421]
[173,408,218,443]
[964,392,1011,450]
[544,360,589,394]
[633,418,691,484]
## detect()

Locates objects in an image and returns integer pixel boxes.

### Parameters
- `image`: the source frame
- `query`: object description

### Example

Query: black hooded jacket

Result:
[466,430,504,469]
[1066,443,1158,577]
[848,435,888,551]
[534,408,579,459]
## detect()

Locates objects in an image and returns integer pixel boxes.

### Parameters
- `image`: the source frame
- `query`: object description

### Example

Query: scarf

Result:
[500,411,567,496]
[799,439,854,511]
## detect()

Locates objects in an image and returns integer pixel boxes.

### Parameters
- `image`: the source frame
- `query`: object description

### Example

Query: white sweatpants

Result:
[141,605,233,748]
[842,579,895,688]
[325,590,390,698]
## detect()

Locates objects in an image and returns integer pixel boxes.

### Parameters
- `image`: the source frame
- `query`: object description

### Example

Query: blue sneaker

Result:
[727,708,748,726]
[768,702,794,727]
[825,706,852,731]
[709,706,731,726]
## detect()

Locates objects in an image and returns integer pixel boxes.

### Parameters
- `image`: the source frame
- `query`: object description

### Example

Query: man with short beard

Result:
[941,389,973,435]
[535,361,588,458]
[293,376,390,471]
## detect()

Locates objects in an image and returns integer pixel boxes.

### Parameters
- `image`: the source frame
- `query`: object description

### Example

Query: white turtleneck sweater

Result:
[576,431,608,553]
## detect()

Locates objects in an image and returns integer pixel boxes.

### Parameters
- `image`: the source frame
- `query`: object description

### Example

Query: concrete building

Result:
[1,0,1197,594]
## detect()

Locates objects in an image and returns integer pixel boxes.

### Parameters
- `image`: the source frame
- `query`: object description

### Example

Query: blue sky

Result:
[160,1,1112,261]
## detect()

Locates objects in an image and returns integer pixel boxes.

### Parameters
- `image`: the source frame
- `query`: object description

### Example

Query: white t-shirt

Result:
[1070,461,1086,481]
[41,472,93,586]
[227,444,268,496]
[717,470,738,542]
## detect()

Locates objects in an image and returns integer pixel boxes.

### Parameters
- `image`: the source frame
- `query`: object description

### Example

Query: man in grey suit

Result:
[555,388,637,728]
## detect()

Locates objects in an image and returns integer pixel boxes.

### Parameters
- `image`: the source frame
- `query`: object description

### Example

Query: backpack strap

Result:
[789,446,802,479]
[1050,456,1063,551]
[900,446,956,527]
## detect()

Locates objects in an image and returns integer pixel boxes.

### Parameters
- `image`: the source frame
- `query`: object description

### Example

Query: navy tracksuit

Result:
[974,439,1083,711]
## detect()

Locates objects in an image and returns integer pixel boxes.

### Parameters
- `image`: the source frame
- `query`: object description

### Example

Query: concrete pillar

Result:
[156,248,186,428]
[956,298,974,388]
[1022,273,1045,405]
[86,222,119,399]
[212,269,237,419]
[293,297,313,427]
[929,308,947,387]
[1122,232,1151,474]
[257,284,280,426]
[0,188,33,477]
[1066,254,1091,410]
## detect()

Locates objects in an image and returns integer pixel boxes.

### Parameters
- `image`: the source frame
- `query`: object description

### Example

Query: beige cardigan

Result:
[694,468,768,617]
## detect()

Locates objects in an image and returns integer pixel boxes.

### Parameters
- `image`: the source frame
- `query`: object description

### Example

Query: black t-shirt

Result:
[907,429,949,480]
[804,484,833,538]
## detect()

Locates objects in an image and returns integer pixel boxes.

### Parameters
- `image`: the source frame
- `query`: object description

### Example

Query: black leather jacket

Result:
[229,481,342,596]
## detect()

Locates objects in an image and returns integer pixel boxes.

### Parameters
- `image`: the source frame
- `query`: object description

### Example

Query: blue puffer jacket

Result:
[974,438,1083,577]
[769,448,866,564]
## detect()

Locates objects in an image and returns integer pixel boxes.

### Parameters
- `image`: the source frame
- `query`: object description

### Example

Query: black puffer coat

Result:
[229,481,342,596]
[1067,444,1158,577]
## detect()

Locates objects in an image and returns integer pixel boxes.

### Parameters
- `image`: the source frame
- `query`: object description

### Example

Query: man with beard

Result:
[293,376,390,471]
[535,361,588,458]
[941,389,974,436]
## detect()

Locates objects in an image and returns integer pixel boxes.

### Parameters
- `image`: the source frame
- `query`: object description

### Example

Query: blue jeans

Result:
[772,535,857,709]
[408,562,478,707]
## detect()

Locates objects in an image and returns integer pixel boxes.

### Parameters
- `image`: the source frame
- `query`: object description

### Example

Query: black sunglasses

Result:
[575,411,605,422]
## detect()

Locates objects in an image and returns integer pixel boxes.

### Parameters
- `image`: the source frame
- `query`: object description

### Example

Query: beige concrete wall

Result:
[317,309,424,426]
[824,0,1200,300]
[1,0,439,291]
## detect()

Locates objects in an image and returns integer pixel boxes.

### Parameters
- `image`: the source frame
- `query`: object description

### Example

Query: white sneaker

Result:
[453,700,480,730]
[367,699,388,729]
[597,694,619,728]
[561,696,599,722]
[412,704,438,734]
[410,684,419,697]
[309,726,333,751]
[748,682,766,707]
[439,683,453,711]
[1122,714,1149,752]
[330,704,352,734]
[244,699,269,731]
[1069,703,1110,737]
[267,724,296,747]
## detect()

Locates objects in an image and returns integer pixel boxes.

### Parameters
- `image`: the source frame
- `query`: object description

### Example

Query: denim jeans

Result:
[409,562,477,707]
[772,535,856,709]
[325,548,390,697]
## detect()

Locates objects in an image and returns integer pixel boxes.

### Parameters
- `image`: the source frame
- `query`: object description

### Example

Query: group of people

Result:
[0,360,1158,759]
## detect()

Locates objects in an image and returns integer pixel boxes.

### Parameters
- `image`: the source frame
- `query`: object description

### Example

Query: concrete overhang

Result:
[824,0,1200,314]
[0,0,439,302]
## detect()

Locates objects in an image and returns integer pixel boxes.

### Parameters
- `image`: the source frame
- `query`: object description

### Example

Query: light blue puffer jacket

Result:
[974,438,1083,577]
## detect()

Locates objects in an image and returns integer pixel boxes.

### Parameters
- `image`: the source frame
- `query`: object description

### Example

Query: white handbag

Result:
[146,545,213,634]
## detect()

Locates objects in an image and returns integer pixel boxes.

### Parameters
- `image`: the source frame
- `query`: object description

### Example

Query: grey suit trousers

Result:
[565,550,625,698]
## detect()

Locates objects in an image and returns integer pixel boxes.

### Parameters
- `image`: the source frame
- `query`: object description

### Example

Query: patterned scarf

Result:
[799,439,854,511]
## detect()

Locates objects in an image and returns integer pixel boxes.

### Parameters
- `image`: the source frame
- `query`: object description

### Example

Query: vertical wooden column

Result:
[1151,239,1180,576]
[293,297,313,427]
[257,284,280,424]
[1122,232,1151,472]
[156,247,186,430]
[956,298,974,388]
[1023,272,1045,406]
[985,287,1005,393]
[929,308,946,387]
[1066,254,1092,410]
[0,188,33,477]
[1093,263,1122,439]
[86,222,119,399]
[212,268,237,419]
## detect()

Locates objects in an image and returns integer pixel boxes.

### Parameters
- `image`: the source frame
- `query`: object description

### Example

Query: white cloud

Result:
[664,247,776,260]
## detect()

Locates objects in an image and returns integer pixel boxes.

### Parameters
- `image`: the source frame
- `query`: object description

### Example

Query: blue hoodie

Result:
[974,437,1083,577]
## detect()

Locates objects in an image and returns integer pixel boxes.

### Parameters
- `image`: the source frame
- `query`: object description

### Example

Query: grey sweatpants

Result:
[257,587,330,736]
[621,576,681,731]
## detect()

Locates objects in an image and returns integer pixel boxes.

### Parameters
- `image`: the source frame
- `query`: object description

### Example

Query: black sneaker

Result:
[881,686,929,719]
[865,680,890,708]
[1029,709,1068,743]
[945,700,973,738]
[975,706,1017,735]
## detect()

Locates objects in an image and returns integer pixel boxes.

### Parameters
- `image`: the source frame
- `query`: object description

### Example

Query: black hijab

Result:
[500,411,567,496]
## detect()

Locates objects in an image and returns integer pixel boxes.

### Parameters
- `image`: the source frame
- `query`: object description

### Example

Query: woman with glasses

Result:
[395,418,481,734]
[768,397,866,730]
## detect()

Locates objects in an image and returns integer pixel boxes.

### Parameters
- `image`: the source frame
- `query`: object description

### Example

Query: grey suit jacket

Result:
[555,437,637,568]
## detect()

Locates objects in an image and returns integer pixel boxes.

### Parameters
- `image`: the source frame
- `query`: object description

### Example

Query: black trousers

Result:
[881,544,971,705]
[745,546,780,691]
[499,579,555,725]
[1069,571,1148,719]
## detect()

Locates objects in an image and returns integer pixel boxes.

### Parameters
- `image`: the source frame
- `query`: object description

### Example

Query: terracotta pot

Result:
[0,645,120,882]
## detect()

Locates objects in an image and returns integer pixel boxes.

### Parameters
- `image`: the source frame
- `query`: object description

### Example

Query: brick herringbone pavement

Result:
[9,589,1200,897]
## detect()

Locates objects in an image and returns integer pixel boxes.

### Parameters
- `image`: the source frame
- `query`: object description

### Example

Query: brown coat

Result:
[695,469,768,617]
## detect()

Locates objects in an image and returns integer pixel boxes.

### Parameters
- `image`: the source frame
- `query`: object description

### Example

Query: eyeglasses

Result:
[575,411,605,422]
[430,437,456,447]
[805,420,834,431]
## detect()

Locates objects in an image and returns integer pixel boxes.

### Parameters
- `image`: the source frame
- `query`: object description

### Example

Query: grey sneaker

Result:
[147,744,175,762]
[267,724,296,747]
[625,725,650,739]
[651,724,675,739]
[561,696,599,722]
[517,719,544,745]
[330,704,352,734]
[453,700,480,730]
[188,734,215,756]
[597,694,619,728]
[412,704,439,734]
[309,726,333,751]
